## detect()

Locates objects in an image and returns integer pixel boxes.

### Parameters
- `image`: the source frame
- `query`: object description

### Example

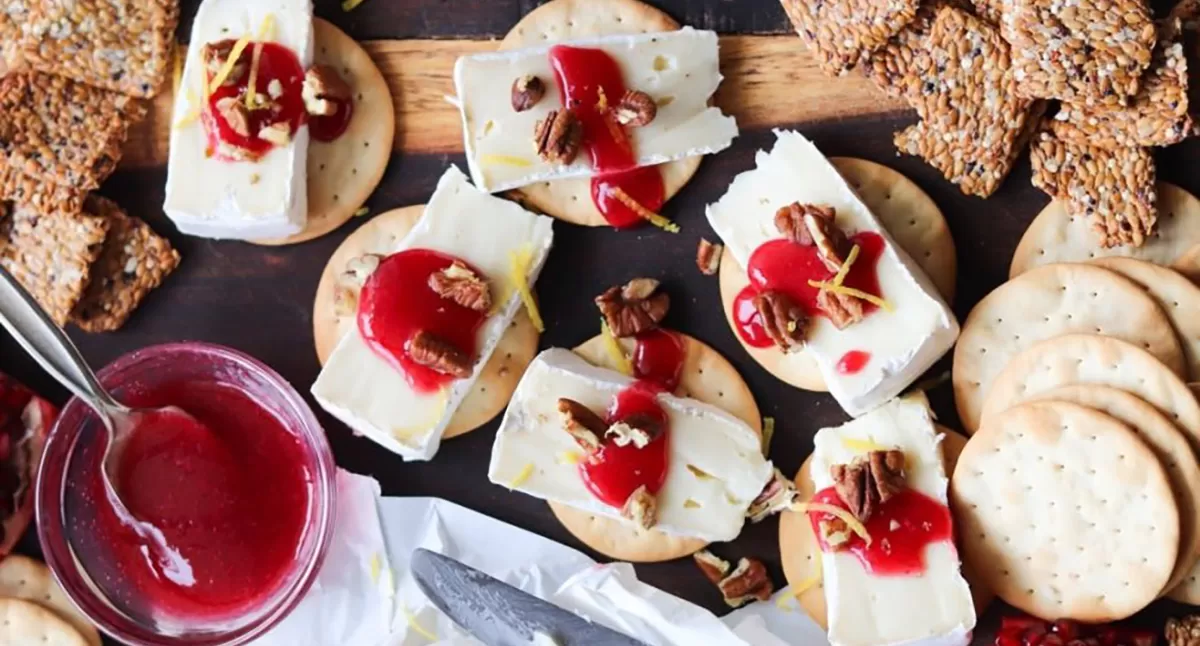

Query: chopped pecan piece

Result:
[595,278,670,338]
[614,89,657,127]
[831,450,906,522]
[557,398,606,453]
[696,238,722,276]
[816,288,865,330]
[408,330,473,378]
[775,202,850,271]
[746,468,799,523]
[428,261,492,312]
[302,64,352,117]
[718,558,774,608]
[202,40,246,87]
[622,485,658,530]
[753,290,806,352]
[534,109,583,164]
[215,96,251,138]
[258,121,292,146]
[694,550,732,584]
[819,518,853,549]
[511,74,545,112]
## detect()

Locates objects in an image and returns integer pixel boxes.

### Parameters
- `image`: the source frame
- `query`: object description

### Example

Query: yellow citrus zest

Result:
[609,186,680,233]
[807,281,894,312]
[480,153,534,167]
[208,34,252,93]
[508,462,535,489]
[830,244,860,287]
[508,247,545,332]
[601,319,634,376]
[793,502,872,545]
[342,0,367,10]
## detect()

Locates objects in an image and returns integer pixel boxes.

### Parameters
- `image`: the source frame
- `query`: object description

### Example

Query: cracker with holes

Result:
[952,400,1178,621]
[1011,183,1200,277]
[1024,385,1200,597]
[778,0,920,75]
[719,157,955,393]
[253,18,394,246]
[0,598,89,646]
[0,556,100,646]
[779,427,994,629]
[952,263,1184,433]
[452,0,737,229]
[311,166,554,460]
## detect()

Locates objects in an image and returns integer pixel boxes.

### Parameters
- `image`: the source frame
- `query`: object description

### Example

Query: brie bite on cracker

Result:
[706,130,959,416]
[312,166,554,461]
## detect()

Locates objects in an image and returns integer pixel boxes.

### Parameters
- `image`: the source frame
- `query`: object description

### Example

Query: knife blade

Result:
[410,548,650,646]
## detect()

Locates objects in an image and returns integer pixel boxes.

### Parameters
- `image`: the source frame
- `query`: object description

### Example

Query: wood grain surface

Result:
[3,0,1198,644]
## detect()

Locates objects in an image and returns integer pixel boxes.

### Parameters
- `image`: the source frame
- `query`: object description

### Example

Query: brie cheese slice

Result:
[453,28,739,193]
[311,166,554,461]
[705,130,959,416]
[488,348,773,542]
[163,0,313,240]
[810,395,976,646]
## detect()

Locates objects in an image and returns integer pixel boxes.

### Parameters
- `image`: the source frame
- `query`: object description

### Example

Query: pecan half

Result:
[717,558,774,608]
[694,550,731,585]
[696,238,722,276]
[511,74,545,112]
[258,121,292,146]
[202,40,246,87]
[215,96,251,137]
[622,485,657,530]
[746,468,799,523]
[534,109,583,164]
[557,398,606,453]
[334,252,382,318]
[775,202,850,271]
[429,261,492,312]
[614,89,657,127]
[595,278,670,338]
[408,330,473,378]
[831,450,906,522]
[819,518,853,549]
[753,290,806,352]
[302,64,352,117]
[816,288,865,330]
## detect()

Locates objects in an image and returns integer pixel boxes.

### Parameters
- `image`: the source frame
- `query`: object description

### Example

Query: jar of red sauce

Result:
[35,343,336,645]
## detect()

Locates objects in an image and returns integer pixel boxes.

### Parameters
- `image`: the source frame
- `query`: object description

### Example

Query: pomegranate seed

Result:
[1024,625,1049,645]
[1053,620,1080,640]
[996,635,1023,646]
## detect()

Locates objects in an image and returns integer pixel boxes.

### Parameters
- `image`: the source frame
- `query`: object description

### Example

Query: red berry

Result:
[997,634,1023,646]
[1053,620,1080,640]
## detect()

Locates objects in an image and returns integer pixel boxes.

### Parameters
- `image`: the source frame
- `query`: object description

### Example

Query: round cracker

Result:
[253,18,395,246]
[778,428,993,629]
[1090,257,1200,381]
[0,598,88,646]
[981,335,1200,455]
[0,556,99,646]
[1010,183,1200,277]
[952,401,1179,622]
[311,205,539,438]
[1026,385,1200,596]
[498,0,702,227]
[1172,244,1200,284]
[548,331,761,562]
[953,263,1185,433]
[718,157,956,392]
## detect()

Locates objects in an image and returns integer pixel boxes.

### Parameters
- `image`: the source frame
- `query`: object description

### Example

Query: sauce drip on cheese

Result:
[734,231,887,348]
[579,383,670,508]
[548,45,665,229]
[204,41,307,161]
[836,350,871,375]
[632,329,686,392]
[358,250,488,393]
[807,486,954,576]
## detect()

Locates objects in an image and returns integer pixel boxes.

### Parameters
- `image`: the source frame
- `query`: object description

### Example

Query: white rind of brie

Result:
[488,348,773,542]
[453,28,739,193]
[311,166,555,461]
[705,130,959,417]
[810,395,976,646]
[163,0,314,240]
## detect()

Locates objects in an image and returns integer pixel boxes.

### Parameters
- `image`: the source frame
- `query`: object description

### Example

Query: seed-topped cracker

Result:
[1004,0,1156,105]
[0,72,146,211]
[883,5,1038,197]
[0,167,84,218]
[780,0,921,74]
[1030,119,1156,248]
[971,0,1008,25]
[72,196,180,333]
[1170,1,1200,138]
[1052,26,1192,148]
[0,206,109,325]
[17,0,179,98]
[863,4,938,97]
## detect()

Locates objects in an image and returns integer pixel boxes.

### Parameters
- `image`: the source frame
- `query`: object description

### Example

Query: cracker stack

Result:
[782,0,1196,250]
[0,1,181,331]
[950,257,1200,616]
[0,556,101,646]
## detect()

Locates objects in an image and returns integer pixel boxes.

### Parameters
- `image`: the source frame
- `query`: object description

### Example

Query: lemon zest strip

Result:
[601,319,634,376]
[793,502,872,545]
[508,462,535,489]
[480,154,534,168]
[209,34,252,93]
[609,186,679,233]
[342,0,367,10]
[830,244,860,287]
[841,437,891,453]
[807,281,893,312]
[244,42,264,109]
[508,247,545,332]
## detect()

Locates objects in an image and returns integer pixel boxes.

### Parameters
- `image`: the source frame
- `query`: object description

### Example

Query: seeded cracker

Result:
[1030,119,1156,248]
[0,207,109,326]
[18,0,179,98]
[887,6,1037,197]
[1052,27,1192,148]
[0,73,145,210]
[780,0,921,74]
[1004,0,1156,105]
[1170,1,1200,137]
[72,196,180,333]
[971,0,1007,25]
[862,4,938,97]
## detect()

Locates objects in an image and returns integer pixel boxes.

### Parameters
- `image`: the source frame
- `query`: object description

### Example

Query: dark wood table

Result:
[4,0,1199,643]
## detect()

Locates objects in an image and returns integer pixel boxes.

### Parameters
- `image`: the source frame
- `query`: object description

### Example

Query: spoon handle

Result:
[0,266,121,410]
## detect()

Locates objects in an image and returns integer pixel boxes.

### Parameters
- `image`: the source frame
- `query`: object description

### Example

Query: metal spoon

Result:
[0,267,195,587]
